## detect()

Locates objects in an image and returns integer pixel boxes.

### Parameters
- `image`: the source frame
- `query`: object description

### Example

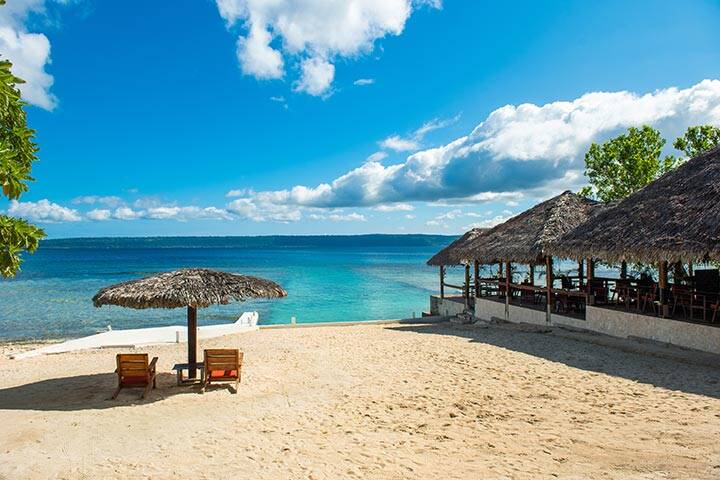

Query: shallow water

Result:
[0,235,475,341]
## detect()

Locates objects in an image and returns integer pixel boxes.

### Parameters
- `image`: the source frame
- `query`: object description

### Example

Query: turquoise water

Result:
[0,235,474,341]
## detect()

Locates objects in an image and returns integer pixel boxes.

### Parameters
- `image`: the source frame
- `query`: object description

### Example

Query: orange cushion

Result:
[210,370,237,378]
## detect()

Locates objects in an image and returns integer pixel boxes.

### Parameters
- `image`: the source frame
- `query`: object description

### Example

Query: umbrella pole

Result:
[188,306,198,379]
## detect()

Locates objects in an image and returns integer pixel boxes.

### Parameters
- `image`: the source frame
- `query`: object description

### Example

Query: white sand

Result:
[1,321,719,479]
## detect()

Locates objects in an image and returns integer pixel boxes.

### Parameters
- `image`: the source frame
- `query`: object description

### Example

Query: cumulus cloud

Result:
[215,0,440,96]
[354,78,375,86]
[230,79,720,211]
[366,151,388,163]
[0,0,60,109]
[86,209,111,221]
[295,56,335,96]
[8,199,81,222]
[226,197,301,222]
[112,206,143,220]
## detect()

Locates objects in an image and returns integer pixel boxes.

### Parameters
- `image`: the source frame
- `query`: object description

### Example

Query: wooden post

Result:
[505,261,511,309]
[578,259,584,287]
[659,261,668,317]
[464,264,471,307]
[188,306,198,379]
[688,262,693,286]
[474,260,480,298]
[529,264,535,286]
[546,256,553,322]
[621,261,628,279]
[439,266,445,299]
[498,262,503,279]
[586,257,594,306]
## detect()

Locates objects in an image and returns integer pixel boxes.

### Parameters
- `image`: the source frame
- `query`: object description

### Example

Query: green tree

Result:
[579,125,681,203]
[673,124,720,158]
[0,57,45,277]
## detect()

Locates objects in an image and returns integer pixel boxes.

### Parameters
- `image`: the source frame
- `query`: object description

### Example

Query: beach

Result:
[1,321,719,479]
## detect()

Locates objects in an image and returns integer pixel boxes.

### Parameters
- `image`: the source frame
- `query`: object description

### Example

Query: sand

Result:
[1,321,719,479]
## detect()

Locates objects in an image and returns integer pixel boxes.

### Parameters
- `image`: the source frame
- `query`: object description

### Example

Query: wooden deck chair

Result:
[113,353,158,399]
[201,349,243,394]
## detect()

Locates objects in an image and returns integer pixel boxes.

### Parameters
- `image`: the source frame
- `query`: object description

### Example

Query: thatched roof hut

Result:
[427,228,488,266]
[460,191,600,264]
[93,268,287,309]
[550,146,720,264]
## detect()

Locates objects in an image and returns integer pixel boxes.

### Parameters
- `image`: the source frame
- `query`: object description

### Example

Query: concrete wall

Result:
[474,297,507,322]
[430,295,467,317]
[508,303,548,326]
[553,306,720,355]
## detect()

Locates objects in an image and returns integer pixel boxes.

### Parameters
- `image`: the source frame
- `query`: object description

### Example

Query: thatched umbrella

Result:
[93,268,287,378]
[550,146,720,264]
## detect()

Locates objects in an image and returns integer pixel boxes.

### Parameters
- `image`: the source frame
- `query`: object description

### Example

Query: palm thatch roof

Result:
[459,191,600,264]
[550,146,720,264]
[93,268,287,309]
[427,228,488,266]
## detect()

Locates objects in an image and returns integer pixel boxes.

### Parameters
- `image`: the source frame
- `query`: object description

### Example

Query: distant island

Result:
[40,234,456,249]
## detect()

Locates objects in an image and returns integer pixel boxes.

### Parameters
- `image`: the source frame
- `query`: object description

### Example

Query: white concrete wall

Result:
[553,306,720,355]
[431,295,468,317]
[474,297,507,322]
[509,303,548,326]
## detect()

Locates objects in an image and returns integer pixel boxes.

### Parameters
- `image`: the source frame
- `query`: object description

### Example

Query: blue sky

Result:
[1,0,720,238]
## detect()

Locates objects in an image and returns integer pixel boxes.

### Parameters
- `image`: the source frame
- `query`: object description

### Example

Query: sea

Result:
[0,235,482,342]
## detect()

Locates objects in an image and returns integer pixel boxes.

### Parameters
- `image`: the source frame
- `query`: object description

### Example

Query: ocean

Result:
[0,235,476,341]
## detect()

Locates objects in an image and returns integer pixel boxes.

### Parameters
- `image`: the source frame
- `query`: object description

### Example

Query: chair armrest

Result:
[148,357,159,372]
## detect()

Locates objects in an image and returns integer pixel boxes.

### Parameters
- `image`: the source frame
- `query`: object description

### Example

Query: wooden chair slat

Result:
[201,349,243,394]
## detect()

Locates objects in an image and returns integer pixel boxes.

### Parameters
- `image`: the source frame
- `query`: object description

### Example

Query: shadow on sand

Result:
[0,372,201,411]
[388,322,720,399]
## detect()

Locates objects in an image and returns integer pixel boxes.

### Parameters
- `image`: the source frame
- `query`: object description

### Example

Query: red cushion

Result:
[121,375,147,386]
[210,370,237,378]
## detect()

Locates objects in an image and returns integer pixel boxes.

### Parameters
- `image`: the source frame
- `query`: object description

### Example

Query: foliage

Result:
[579,125,681,203]
[673,124,720,158]
[0,55,45,277]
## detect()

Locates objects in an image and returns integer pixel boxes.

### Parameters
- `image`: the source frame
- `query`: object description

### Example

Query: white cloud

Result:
[144,206,233,221]
[226,188,255,198]
[230,79,720,210]
[86,208,111,221]
[8,199,81,222]
[308,212,366,222]
[236,22,284,79]
[72,195,123,207]
[112,206,143,220]
[379,135,420,152]
[404,214,416,220]
[215,0,441,96]
[379,114,460,152]
[463,214,513,230]
[0,0,60,109]
[294,56,335,96]
[354,78,375,86]
[366,151,388,163]
[373,203,414,212]
[226,197,301,222]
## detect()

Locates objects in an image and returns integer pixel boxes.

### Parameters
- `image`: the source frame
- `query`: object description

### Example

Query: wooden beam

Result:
[620,261,628,279]
[474,260,480,298]
[439,266,445,299]
[498,262,503,279]
[187,306,198,379]
[546,256,553,322]
[659,261,668,317]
